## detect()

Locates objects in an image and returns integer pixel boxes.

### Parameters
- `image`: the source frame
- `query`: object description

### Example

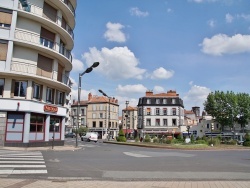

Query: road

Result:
[0,138,250,181]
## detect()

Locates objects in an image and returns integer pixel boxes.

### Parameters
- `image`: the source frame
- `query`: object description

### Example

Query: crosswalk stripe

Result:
[0,150,47,175]
[0,170,47,174]
[0,161,45,164]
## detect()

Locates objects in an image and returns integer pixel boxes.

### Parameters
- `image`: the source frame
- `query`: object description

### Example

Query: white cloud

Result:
[183,85,211,110]
[69,77,77,89]
[72,57,84,72]
[200,34,250,56]
[167,8,173,13]
[225,13,234,23]
[188,0,218,3]
[150,67,174,80]
[71,88,97,102]
[82,46,146,80]
[130,7,149,17]
[237,14,250,21]
[116,84,147,96]
[104,22,126,43]
[154,86,165,93]
[207,19,216,28]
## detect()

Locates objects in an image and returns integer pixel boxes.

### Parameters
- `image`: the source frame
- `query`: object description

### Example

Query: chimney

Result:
[88,93,92,101]
[145,90,153,96]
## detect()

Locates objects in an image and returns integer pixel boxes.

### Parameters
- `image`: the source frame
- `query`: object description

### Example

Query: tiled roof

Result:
[71,100,88,106]
[185,110,195,114]
[123,106,137,111]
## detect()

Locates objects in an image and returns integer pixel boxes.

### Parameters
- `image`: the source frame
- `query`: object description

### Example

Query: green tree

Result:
[204,91,250,133]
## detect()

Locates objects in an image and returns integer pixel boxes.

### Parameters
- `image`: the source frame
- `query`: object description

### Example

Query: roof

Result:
[123,106,138,111]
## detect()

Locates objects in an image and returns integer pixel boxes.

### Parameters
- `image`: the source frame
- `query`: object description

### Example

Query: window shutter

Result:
[43,2,57,22]
[37,54,53,78]
[0,42,8,61]
[0,11,12,24]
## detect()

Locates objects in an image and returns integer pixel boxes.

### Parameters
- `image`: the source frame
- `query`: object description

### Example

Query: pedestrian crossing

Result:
[0,150,47,175]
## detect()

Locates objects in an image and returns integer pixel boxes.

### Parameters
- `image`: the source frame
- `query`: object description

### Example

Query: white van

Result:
[81,132,98,142]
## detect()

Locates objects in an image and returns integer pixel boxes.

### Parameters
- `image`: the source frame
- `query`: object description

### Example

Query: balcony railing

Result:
[18,2,74,39]
[60,0,75,16]
[10,61,72,87]
[15,29,72,62]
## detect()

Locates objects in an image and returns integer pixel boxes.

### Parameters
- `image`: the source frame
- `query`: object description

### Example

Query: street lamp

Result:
[211,122,214,147]
[52,122,59,149]
[98,89,111,141]
[125,101,129,139]
[76,62,99,147]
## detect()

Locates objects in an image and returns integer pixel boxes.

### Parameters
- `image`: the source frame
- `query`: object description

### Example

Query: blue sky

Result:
[70,0,250,114]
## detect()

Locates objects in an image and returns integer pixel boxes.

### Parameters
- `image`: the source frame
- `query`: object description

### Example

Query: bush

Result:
[208,138,220,146]
[153,138,159,143]
[225,140,237,145]
[245,133,250,141]
[177,134,182,140]
[135,137,139,142]
[144,134,151,142]
[243,141,250,147]
[171,139,183,144]
[196,136,200,140]
[117,129,126,142]
[195,140,207,144]
[165,139,172,144]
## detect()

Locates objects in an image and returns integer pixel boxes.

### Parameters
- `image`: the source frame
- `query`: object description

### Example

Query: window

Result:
[30,114,44,133]
[156,99,160,104]
[155,119,160,126]
[33,83,41,100]
[46,87,54,103]
[92,113,96,118]
[146,99,151,104]
[0,40,8,61]
[163,99,167,104]
[93,105,96,111]
[0,78,4,96]
[146,118,151,126]
[0,10,12,29]
[100,113,103,118]
[81,118,85,125]
[73,109,76,116]
[146,108,151,115]
[172,98,176,104]
[207,124,209,129]
[156,108,160,115]
[81,109,85,116]
[163,119,168,126]
[14,81,27,97]
[99,121,103,128]
[49,117,60,132]
[172,108,176,115]
[163,108,167,115]
[172,119,177,126]
[93,121,96,127]
[57,91,64,105]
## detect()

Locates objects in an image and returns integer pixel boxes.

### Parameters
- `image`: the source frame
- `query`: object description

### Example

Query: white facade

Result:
[0,0,76,147]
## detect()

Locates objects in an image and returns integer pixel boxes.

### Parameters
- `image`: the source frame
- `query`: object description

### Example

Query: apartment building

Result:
[137,90,184,138]
[122,106,138,138]
[0,0,76,147]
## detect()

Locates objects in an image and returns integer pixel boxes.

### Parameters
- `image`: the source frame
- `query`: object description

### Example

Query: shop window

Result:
[49,117,60,132]
[14,81,27,97]
[0,78,4,96]
[30,114,44,132]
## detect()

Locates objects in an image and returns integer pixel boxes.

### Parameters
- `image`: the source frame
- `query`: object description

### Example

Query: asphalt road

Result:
[2,138,250,181]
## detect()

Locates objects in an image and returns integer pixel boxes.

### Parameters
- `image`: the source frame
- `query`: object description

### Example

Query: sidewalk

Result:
[1,178,250,188]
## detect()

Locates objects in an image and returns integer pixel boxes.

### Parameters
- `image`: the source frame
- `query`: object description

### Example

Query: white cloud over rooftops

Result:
[104,22,126,43]
[116,84,147,96]
[200,34,250,56]
[82,46,146,80]
[130,7,149,17]
[150,67,174,80]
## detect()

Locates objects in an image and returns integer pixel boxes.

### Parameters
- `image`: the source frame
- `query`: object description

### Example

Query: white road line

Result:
[0,161,45,164]
[123,152,151,158]
[0,153,42,157]
[0,158,44,160]
[0,170,47,174]
[0,165,46,168]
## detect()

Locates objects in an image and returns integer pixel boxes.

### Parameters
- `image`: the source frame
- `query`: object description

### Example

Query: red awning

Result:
[123,129,133,134]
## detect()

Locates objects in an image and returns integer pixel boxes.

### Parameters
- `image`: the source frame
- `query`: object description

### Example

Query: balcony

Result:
[10,61,72,88]
[14,29,72,70]
[18,2,74,45]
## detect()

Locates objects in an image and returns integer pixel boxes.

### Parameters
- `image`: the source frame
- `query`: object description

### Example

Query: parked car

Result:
[81,132,98,142]
[65,132,76,138]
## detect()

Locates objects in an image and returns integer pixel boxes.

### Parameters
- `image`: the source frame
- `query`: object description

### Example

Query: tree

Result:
[204,91,250,133]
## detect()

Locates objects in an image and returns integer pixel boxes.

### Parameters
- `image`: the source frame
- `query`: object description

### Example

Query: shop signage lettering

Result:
[44,105,58,113]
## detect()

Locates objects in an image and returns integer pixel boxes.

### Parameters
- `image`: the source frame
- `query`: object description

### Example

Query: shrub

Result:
[243,141,250,147]
[245,133,250,142]
[177,134,182,140]
[165,139,172,144]
[225,140,237,145]
[153,138,159,143]
[117,129,126,142]
[196,136,200,140]
[135,137,139,142]
[208,138,220,146]
[195,140,207,144]
[171,139,183,144]
[190,135,195,143]
[144,134,151,142]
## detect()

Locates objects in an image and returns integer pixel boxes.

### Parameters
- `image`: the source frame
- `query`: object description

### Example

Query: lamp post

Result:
[76,62,99,147]
[211,122,214,147]
[52,122,59,149]
[98,89,111,141]
[125,101,129,139]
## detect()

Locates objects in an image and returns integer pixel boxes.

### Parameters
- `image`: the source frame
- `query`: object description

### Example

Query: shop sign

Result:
[44,105,58,113]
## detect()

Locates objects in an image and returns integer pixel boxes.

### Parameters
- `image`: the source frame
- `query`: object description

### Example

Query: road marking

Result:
[0,161,45,164]
[0,170,47,174]
[123,152,151,158]
[0,165,46,168]
[0,157,44,160]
